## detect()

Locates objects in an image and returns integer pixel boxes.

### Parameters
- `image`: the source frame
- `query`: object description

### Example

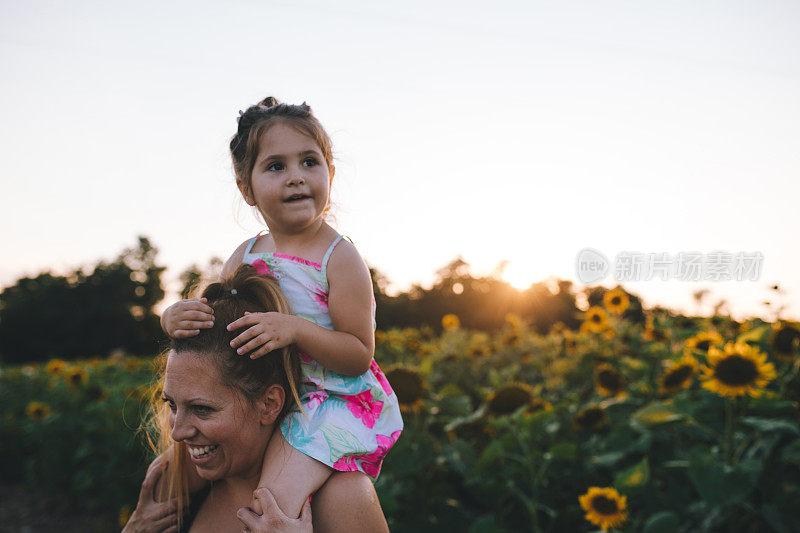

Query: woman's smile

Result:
[188,443,220,466]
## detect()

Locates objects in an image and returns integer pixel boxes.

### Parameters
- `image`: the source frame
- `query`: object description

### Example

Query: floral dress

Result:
[242,232,403,479]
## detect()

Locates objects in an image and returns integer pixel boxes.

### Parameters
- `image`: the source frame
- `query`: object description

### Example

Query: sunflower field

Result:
[2,291,800,532]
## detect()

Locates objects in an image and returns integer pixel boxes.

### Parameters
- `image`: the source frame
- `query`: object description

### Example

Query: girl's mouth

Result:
[284,194,311,203]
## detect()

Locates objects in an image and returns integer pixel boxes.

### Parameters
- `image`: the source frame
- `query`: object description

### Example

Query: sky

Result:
[2,0,799,321]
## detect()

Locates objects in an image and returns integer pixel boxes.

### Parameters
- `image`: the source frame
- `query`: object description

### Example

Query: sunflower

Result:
[563,331,578,354]
[658,355,698,395]
[26,401,53,421]
[593,364,626,398]
[578,486,628,531]
[374,330,387,346]
[505,313,523,330]
[441,313,460,331]
[685,331,724,356]
[85,384,109,402]
[486,382,535,416]
[65,366,88,387]
[44,359,67,375]
[603,288,630,315]
[581,306,609,334]
[643,315,667,342]
[384,366,426,412]
[772,322,800,361]
[700,342,777,398]
[501,329,521,348]
[466,332,492,357]
[573,405,609,432]
[523,397,553,418]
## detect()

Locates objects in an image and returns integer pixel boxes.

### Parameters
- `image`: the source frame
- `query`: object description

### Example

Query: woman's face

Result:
[162,350,274,482]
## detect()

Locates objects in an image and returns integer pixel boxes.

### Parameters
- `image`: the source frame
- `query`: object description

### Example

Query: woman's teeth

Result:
[189,445,218,458]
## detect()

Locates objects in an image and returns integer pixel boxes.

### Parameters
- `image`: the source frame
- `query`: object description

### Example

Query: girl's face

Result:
[162,350,276,482]
[241,121,333,234]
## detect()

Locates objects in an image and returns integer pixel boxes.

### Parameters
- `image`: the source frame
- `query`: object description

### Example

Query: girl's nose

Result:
[287,173,305,186]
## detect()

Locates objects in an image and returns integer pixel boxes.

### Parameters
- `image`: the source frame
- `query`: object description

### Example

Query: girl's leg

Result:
[252,430,333,518]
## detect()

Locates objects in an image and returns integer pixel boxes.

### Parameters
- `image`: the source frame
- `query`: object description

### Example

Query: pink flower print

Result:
[297,350,314,364]
[306,390,328,409]
[370,360,394,396]
[335,430,402,477]
[251,259,274,277]
[332,455,359,472]
[342,390,384,429]
[308,283,328,311]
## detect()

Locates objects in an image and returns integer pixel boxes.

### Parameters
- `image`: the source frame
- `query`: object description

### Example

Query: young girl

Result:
[161,96,403,519]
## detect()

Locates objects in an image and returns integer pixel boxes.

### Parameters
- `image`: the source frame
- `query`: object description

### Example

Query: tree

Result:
[0,237,167,363]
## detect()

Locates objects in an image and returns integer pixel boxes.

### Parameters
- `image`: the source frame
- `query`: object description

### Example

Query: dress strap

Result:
[321,235,345,280]
[243,231,266,256]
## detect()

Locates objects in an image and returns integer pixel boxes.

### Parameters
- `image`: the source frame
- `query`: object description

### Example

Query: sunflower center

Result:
[591,495,619,514]
[592,314,602,323]
[716,355,757,386]
[611,297,621,306]
[695,340,711,352]
[598,369,623,391]
[490,387,532,415]
[774,327,800,354]
[664,365,693,387]
[579,408,605,427]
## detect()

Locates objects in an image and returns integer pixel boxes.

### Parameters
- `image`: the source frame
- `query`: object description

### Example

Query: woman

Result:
[123,264,389,532]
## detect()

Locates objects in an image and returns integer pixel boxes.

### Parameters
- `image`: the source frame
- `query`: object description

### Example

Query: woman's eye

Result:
[193,405,214,415]
[162,397,176,412]
[267,161,284,171]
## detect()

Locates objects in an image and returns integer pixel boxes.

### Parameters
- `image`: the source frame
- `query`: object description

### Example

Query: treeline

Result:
[0,238,643,364]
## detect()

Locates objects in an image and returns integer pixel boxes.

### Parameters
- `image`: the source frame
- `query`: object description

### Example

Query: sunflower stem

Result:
[723,398,737,466]
[777,356,800,396]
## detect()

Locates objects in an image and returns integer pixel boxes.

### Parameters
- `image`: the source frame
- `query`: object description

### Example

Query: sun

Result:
[501,260,543,290]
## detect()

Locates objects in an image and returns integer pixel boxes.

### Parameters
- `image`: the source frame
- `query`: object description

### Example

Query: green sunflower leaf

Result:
[614,456,650,493]
[643,511,680,533]
[687,446,762,508]
[740,416,800,435]
[736,324,771,344]
[631,401,684,428]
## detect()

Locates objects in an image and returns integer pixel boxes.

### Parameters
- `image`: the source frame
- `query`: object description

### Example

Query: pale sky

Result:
[2,0,799,321]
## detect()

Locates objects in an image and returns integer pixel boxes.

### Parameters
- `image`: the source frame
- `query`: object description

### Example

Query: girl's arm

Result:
[229,240,375,376]
[292,241,374,374]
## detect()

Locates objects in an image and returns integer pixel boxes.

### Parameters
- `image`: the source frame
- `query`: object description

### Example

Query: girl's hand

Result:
[122,458,179,533]
[228,311,297,359]
[236,488,312,533]
[161,298,214,339]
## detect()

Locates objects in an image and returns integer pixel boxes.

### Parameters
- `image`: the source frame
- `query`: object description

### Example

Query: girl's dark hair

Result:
[144,263,302,520]
[229,96,334,216]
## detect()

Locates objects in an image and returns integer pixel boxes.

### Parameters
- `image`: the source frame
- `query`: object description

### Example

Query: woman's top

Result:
[242,232,403,479]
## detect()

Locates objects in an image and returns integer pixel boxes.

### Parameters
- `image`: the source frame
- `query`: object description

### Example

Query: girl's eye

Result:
[267,161,284,171]
[303,158,318,167]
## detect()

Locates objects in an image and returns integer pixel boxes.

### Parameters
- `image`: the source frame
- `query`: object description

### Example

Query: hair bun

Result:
[257,96,280,110]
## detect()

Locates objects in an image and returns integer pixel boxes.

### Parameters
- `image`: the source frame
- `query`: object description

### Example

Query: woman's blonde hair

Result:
[141,263,303,524]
